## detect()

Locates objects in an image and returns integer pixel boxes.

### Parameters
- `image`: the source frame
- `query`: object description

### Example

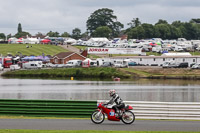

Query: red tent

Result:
[149,42,157,46]
[41,39,51,43]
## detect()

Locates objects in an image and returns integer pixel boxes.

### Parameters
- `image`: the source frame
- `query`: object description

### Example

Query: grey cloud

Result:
[0,0,200,35]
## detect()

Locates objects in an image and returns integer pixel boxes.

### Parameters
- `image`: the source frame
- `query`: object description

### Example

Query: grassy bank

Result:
[0,44,67,56]
[2,67,131,79]
[0,130,198,133]
[122,67,200,79]
[3,67,200,80]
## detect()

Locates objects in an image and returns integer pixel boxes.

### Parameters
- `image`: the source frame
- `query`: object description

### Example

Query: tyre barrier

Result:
[0,99,97,118]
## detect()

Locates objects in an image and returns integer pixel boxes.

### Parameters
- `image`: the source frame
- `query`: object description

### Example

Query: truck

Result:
[0,57,13,68]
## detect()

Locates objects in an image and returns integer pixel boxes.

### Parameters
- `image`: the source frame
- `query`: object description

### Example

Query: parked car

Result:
[176,62,188,68]
[10,64,21,71]
[191,63,200,69]
[128,61,137,66]
[0,64,3,71]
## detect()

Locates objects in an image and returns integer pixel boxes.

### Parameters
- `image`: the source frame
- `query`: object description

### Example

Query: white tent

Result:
[88,38,109,42]
[161,53,192,56]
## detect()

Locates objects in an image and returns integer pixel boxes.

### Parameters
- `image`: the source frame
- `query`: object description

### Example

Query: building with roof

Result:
[110,55,200,67]
[50,52,86,64]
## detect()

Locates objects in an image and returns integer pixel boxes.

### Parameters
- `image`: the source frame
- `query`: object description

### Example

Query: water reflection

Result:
[0,78,200,102]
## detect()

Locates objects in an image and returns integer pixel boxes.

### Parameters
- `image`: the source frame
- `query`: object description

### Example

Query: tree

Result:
[127,18,141,28]
[46,31,60,37]
[0,33,6,40]
[15,31,31,38]
[61,32,70,37]
[169,25,182,39]
[72,28,81,39]
[141,23,154,39]
[86,8,123,37]
[7,34,12,40]
[172,20,183,27]
[15,23,31,38]
[182,22,198,39]
[154,24,171,39]
[128,26,145,39]
[35,32,45,38]
[190,18,200,23]
[155,19,168,25]
[93,26,112,38]
[18,23,22,33]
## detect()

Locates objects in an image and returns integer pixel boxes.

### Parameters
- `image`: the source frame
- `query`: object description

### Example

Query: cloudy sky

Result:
[0,0,200,35]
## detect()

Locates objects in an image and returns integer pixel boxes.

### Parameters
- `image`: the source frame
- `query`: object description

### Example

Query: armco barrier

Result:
[0,99,97,118]
[98,100,200,120]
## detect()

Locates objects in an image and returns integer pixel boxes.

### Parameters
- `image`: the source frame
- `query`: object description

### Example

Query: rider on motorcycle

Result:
[107,89,125,118]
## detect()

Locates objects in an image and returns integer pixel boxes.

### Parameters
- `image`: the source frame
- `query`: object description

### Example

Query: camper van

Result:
[65,60,82,67]
[113,60,128,68]
[23,61,43,69]
[10,64,21,71]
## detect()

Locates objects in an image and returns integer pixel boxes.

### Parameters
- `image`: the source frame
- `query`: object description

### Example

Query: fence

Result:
[98,100,200,120]
[0,99,97,118]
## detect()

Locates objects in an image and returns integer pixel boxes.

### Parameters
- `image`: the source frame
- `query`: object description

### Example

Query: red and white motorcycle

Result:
[91,103,135,124]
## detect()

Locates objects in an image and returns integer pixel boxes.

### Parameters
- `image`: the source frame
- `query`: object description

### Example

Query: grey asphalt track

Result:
[0,119,199,131]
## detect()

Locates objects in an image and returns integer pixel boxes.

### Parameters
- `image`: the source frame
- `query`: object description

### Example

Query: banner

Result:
[88,47,142,54]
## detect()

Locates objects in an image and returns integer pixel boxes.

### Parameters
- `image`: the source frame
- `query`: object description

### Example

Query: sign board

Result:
[88,47,142,55]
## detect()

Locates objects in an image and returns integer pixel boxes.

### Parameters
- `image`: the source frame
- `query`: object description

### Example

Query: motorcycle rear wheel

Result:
[91,110,105,124]
[121,110,135,124]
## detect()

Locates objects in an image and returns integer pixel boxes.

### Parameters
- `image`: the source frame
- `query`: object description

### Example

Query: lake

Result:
[0,77,199,102]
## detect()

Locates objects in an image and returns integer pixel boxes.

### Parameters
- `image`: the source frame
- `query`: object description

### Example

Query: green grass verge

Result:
[0,130,199,133]
[0,44,68,56]
[74,46,87,50]
[2,67,131,79]
[122,68,151,77]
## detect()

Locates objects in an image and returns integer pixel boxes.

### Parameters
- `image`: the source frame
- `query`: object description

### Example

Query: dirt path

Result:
[59,45,81,53]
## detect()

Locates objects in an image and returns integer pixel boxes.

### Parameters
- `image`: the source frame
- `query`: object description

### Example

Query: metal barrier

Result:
[0,99,97,118]
[98,100,200,120]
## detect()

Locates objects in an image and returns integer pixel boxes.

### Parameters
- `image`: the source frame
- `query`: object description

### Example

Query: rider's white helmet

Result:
[109,89,116,97]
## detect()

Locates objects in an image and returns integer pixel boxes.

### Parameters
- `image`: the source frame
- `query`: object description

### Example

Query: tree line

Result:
[0,8,200,40]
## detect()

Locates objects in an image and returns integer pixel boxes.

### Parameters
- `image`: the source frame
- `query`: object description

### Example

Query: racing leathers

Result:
[107,93,125,117]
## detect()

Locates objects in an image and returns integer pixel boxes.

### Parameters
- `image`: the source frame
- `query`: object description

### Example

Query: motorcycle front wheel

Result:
[91,110,105,124]
[121,110,135,124]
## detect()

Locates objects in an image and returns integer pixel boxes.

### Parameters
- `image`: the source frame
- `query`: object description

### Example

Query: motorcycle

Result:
[91,103,135,124]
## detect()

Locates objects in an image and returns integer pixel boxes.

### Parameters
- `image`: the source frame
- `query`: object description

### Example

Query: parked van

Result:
[162,61,179,68]
[113,60,128,68]
[23,61,43,69]
[65,60,82,67]
[176,62,188,68]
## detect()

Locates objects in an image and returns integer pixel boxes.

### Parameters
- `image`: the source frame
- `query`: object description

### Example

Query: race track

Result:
[0,119,199,131]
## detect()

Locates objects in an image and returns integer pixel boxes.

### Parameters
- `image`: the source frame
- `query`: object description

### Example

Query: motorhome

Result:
[65,60,82,67]
[23,61,43,69]
[113,60,128,68]
[162,61,179,68]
